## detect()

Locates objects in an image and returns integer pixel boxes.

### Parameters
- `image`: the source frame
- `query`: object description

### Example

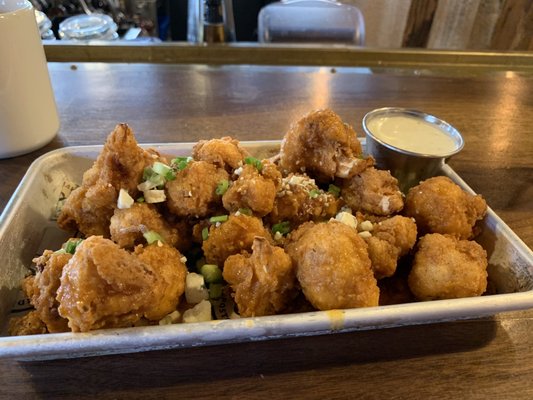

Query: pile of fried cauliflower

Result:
[9,109,489,335]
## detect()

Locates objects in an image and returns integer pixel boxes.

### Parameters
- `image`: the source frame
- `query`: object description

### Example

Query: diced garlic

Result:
[117,188,134,209]
[335,211,358,229]
[234,167,243,176]
[137,180,156,192]
[359,220,374,232]
[158,310,181,325]
[358,231,372,239]
[183,300,212,323]
[144,189,166,203]
[185,273,209,304]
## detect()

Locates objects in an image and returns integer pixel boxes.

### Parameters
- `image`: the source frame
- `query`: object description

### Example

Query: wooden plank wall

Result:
[345,0,532,50]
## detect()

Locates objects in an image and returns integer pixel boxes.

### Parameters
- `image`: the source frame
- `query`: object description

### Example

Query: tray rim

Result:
[1,142,532,361]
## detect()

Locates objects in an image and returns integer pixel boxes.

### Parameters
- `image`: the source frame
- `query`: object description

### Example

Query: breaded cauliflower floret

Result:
[286,221,379,310]
[166,160,229,218]
[192,136,249,171]
[340,167,404,216]
[24,250,72,333]
[110,203,181,249]
[202,214,273,266]
[224,237,296,317]
[57,124,161,237]
[267,173,339,226]
[404,176,487,240]
[222,162,281,217]
[364,216,417,279]
[279,109,372,182]
[408,233,488,300]
[57,236,185,332]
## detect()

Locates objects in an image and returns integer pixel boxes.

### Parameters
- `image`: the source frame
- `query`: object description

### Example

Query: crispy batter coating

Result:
[166,160,229,218]
[24,250,72,333]
[202,214,273,266]
[286,221,379,310]
[192,136,249,171]
[267,173,339,225]
[8,311,48,336]
[404,176,487,239]
[133,244,187,320]
[57,124,159,237]
[364,216,417,279]
[110,203,181,248]
[222,163,281,217]
[341,167,404,216]
[223,237,296,317]
[279,109,371,181]
[57,236,181,332]
[408,233,488,300]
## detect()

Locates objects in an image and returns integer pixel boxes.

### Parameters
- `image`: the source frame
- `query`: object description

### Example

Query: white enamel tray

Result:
[0,141,532,360]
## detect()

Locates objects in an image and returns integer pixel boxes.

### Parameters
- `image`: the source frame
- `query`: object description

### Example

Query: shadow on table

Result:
[20,318,498,397]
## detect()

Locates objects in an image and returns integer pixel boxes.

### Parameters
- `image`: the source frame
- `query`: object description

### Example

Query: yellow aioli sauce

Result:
[367,114,458,156]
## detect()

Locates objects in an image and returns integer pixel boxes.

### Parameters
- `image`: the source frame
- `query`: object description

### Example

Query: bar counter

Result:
[0,50,532,398]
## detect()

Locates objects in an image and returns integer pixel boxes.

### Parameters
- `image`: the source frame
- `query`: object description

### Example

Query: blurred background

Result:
[31,0,532,50]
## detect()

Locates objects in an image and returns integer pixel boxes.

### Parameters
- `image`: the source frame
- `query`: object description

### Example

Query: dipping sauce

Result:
[366,114,459,156]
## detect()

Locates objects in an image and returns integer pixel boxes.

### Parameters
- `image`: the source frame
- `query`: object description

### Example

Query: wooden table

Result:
[0,62,532,399]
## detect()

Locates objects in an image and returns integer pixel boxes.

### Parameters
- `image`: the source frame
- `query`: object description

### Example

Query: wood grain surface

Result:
[0,62,532,399]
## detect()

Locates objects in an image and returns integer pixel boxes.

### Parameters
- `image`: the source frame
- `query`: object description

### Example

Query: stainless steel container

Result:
[362,107,464,192]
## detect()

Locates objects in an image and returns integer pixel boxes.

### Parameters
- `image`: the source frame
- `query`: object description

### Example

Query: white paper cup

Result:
[0,0,59,159]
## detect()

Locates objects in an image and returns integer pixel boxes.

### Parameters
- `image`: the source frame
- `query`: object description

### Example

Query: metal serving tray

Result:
[0,141,532,361]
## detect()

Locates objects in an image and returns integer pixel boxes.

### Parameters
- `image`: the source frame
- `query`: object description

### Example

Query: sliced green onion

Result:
[200,264,223,284]
[209,215,228,223]
[328,184,341,197]
[54,248,67,255]
[209,283,224,300]
[136,196,145,203]
[244,156,263,172]
[215,179,229,195]
[143,166,157,181]
[65,238,83,255]
[171,156,192,171]
[143,230,165,245]
[152,161,172,176]
[309,189,320,199]
[272,221,291,235]
[201,227,209,241]
[164,169,176,181]
[237,208,252,216]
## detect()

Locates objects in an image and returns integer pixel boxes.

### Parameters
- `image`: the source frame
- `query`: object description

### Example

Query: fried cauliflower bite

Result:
[279,109,372,182]
[364,216,417,279]
[286,221,379,310]
[340,167,404,216]
[56,236,181,332]
[408,233,488,300]
[222,163,281,217]
[223,237,296,317]
[165,160,229,218]
[8,311,48,336]
[110,203,181,249]
[404,176,487,240]
[202,214,273,266]
[58,124,160,237]
[192,136,249,171]
[133,243,187,320]
[267,173,339,226]
[23,250,72,333]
